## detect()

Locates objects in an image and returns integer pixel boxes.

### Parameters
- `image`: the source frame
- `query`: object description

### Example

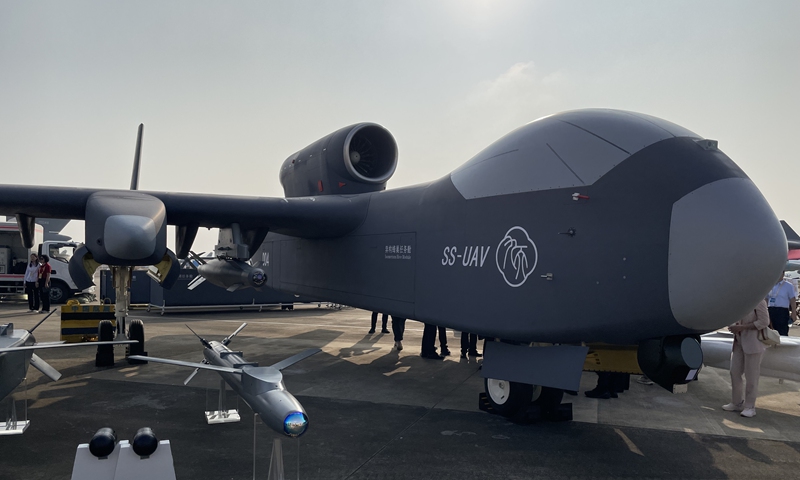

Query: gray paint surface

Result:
[0,109,788,348]
[481,341,590,392]
[668,177,788,330]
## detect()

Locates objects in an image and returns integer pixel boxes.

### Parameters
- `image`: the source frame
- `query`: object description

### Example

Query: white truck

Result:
[0,222,92,303]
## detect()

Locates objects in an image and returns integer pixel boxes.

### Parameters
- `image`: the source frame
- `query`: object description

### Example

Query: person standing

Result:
[391,315,406,351]
[767,274,797,336]
[37,255,52,313]
[723,299,770,418]
[369,312,389,334]
[437,326,450,356]
[24,254,40,312]
[460,332,482,358]
[421,323,443,360]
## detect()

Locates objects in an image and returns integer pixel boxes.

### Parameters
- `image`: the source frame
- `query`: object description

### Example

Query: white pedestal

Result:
[71,442,122,480]
[71,440,177,480]
[114,440,176,480]
[0,419,29,435]
[206,409,241,424]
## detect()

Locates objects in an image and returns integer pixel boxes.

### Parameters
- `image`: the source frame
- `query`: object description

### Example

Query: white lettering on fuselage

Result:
[385,244,412,260]
[441,246,491,267]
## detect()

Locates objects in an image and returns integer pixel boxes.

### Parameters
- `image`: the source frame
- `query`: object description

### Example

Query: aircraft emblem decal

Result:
[496,226,537,287]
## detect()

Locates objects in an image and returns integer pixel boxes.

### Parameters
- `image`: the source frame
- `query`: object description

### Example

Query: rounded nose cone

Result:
[104,214,157,260]
[668,178,787,331]
[283,412,308,437]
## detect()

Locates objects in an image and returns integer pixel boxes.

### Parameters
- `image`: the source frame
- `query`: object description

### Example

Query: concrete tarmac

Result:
[2,303,800,479]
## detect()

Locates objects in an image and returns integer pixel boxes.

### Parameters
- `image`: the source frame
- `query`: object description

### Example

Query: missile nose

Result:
[104,214,158,260]
[668,178,787,331]
[283,412,308,437]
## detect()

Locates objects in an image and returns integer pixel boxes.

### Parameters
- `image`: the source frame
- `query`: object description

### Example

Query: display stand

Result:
[205,378,240,424]
[267,437,284,480]
[0,378,29,435]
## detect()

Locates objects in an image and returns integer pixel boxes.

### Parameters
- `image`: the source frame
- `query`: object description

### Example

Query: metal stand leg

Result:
[268,437,284,480]
[205,379,240,424]
[0,378,29,435]
[253,413,258,480]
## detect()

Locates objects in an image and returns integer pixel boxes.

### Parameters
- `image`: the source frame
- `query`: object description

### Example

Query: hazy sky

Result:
[1,1,798,250]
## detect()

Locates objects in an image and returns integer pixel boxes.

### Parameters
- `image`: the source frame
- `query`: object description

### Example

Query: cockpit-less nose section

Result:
[0,108,788,420]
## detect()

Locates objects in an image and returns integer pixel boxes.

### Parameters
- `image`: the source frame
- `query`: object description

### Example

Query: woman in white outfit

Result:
[722,299,770,418]
[24,253,40,312]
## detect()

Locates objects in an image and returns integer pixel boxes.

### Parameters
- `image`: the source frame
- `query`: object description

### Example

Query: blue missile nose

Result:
[668,177,787,331]
[283,412,308,437]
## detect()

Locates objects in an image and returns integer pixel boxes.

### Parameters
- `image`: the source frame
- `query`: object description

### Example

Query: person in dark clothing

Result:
[391,316,406,351]
[460,332,482,358]
[437,326,450,356]
[585,372,629,399]
[369,312,390,334]
[421,323,443,360]
[37,255,51,313]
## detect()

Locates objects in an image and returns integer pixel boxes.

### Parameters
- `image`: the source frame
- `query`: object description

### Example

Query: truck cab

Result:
[38,241,90,303]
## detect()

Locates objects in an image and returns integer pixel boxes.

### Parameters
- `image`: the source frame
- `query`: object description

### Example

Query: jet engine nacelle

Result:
[197,258,266,292]
[279,123,398,198]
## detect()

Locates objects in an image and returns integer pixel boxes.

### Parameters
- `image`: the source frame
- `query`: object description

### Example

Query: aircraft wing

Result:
[0,340,136,353]
[0,185,368,239]
[127,355,242,374]
[269,348,322,371]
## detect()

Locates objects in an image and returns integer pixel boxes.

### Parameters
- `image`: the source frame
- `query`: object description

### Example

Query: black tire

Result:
[484,378,533,416]
[96,320,115,367]
[98,320,114,342]
[128,319,145,356]
[531,386,564,412]
[49,280,71,304]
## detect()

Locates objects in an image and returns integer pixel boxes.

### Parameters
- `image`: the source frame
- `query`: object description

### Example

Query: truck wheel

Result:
[128,319,145,356]
[484,378,532,416]
[49,280,71,304]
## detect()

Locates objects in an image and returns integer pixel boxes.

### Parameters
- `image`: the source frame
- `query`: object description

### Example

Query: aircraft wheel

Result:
[484,378,532,416]
[128,319,145,356]
[98,320,114,342]
[531,385,564,411]
[96,320,115,367]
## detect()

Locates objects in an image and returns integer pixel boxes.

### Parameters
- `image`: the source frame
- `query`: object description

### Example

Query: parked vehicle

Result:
[0,222,92,303]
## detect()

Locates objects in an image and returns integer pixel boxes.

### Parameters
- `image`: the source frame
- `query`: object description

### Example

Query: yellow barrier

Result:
[60,304,116,343]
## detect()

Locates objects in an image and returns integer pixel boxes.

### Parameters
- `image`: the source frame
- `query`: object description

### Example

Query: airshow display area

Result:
[1,109,800,479]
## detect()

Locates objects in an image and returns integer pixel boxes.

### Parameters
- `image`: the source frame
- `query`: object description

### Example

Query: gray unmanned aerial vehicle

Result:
[0,109,788,417]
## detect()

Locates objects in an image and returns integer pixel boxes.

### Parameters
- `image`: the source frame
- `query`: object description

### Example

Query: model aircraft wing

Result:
[30,353,62,381]
[269,348,321,371]
[0,185,369,239]
[0,340,137,353]
[127,355,242,373]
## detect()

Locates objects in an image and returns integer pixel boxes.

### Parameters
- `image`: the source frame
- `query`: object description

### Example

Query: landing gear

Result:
[127,319,147,364]
[484,378,532,416]
[96,320,115,367]
[483,378,567,421]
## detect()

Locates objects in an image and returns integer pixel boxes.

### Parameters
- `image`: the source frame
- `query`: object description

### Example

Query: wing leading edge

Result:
[0,185,370,239]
